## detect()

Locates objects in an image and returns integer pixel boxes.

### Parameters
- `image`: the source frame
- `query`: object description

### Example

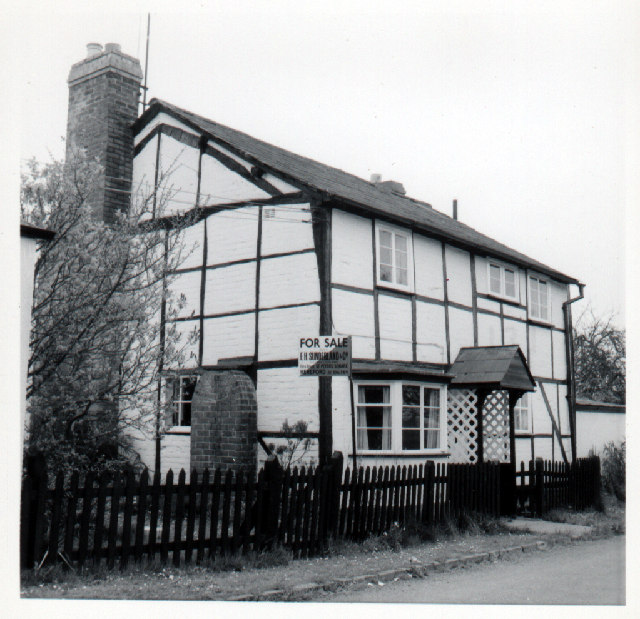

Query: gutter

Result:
[562,283,585,464]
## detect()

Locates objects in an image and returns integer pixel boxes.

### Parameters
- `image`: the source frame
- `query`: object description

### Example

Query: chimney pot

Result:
[370,173,382,184]
[86,43,103,57]
[105,42,121,53]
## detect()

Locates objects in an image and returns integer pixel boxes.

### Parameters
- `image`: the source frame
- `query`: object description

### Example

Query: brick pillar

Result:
[66,43,143,222]
[190,370,257,474]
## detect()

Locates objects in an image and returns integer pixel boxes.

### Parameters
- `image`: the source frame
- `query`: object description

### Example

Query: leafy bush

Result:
[601,441,625,501]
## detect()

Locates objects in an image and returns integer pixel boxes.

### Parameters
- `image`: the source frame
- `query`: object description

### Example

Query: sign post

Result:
[298,336,357,470]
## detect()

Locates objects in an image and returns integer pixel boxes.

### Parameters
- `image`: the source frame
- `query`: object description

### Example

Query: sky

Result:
[5,0,638,327]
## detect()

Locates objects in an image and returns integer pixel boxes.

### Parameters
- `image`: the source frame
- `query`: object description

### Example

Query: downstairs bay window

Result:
[355,381,447,454]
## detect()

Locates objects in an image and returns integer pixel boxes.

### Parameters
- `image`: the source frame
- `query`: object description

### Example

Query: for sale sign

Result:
[298,336,351,376]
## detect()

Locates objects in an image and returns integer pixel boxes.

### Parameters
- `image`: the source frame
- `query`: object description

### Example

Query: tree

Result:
[22,152,197,476]
[573,308,625,404]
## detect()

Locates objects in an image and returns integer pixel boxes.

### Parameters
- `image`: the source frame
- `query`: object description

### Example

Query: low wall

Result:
[576,399,625,457]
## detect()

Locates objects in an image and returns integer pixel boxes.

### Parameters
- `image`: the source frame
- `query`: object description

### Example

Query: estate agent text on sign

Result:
[298,336,351,377]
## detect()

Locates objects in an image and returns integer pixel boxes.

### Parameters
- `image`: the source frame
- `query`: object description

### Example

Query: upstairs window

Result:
[487,262,519,302]
[514,393,530,433]
[529,275,550,322]
[376,222,413,291]
[169,375,198,428]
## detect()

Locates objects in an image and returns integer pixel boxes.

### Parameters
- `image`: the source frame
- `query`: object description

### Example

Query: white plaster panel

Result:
[158,134,200,216]
[444,245,472,307]
[541,383,559,429]
[262,173,300,194]
[448,307,474,361]
[552,330,568,380]
[502,304,526,320]
[132,134,158,220]
[576,411,625,457]
[378,294,413,361]
[503,319,528,357]
[531,388,552,435]
[563,438,573,462]
[519,271,527,304]
[202,313,255,365]
[549,281,568,329]
[533,437,553,461]
[166,271,201,319]
[135,112,197,144]
[477,312,502,347]
[259,252,320,308]
[331,209,373,290]
[558,385,570,434]
[257,368,318,431]
[414,234,444,300]
[529,325,553,378]
[206,208,258,264]
[258,304,320,362]
[475,255,488,294]
[416,301,447,364]
[515,438,533,466]
[261,203,314,255]
[161,434,192,479]
[477,297,500,313]
[205,262,256,315]
[165,319,200,370]
[332,289,376,359]
[212,143,252,171]
[171,221,204,271]
[199,152,271,205]
[331,377,352,457]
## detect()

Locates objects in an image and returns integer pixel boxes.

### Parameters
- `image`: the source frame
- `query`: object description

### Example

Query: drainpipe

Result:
[562,282,585,464]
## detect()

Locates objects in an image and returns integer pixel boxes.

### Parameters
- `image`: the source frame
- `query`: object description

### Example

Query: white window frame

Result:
[354,380,447,454]
[166,374,198,432]
[375,221,414,292]
[514,393,530,434]
[486,260,520,302]
[528,273,551,323]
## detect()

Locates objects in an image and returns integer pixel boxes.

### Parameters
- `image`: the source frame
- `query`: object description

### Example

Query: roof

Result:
[576,398,625,413]
[449,346,535,392]
[134,99,580,285]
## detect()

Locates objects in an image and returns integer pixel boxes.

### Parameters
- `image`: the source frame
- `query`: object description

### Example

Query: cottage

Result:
[64,43,584,476]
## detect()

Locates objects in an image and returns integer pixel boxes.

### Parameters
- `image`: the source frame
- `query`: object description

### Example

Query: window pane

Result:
[181,402,191,426]
[424,388,440,408]
[402,430,420,450]
[380,230,393,249]
[402,385,420,405]
[358,428,391,450]
[358,385,390,404]
[395,234,407,252]
[379,246,392,266]
[182,376,197,400]
[395,249,407,269]
[396,268,408,285]
[489,265,502,294]
[504,269,516,297]
[424,429,440,449]
[380,264,393,282]
[402,407,420,428]
[539,281,548,319]
[424,407,440,429]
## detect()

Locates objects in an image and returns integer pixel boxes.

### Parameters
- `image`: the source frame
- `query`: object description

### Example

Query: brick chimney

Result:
[66,43,143,222]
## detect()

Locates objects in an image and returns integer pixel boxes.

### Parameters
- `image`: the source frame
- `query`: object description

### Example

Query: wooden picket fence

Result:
[21,454,600,571]
[514,456,601,516]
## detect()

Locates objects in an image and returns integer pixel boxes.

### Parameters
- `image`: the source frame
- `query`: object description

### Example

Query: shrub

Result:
[601,441,625,501]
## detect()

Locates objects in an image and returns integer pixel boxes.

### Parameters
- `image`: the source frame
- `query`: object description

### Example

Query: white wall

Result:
[576,408,625,457]
[378,294,412,361]
[332,289,376,359]
[445,245,472,307]
[415,301,447,364]
[331,209,373,290]
[414,235,444,299]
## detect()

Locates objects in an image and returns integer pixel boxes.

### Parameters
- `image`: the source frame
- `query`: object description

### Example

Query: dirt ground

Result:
[21,497,624,601]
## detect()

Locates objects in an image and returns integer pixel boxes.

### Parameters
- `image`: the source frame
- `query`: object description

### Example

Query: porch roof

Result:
[449,346,535,392]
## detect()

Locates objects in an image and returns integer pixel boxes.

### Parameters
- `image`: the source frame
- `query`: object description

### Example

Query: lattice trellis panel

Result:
[447,389,478,463]
[482,390,510,462]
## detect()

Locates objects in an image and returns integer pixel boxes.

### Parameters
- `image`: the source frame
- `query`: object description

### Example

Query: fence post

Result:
[21,451,48,570]
[329,451,344,537]
[263,456,283,548]
[423,461,435,524]
[535,458,545,517]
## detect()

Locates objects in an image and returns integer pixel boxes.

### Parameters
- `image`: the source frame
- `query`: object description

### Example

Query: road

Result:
[320,536,625,605]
